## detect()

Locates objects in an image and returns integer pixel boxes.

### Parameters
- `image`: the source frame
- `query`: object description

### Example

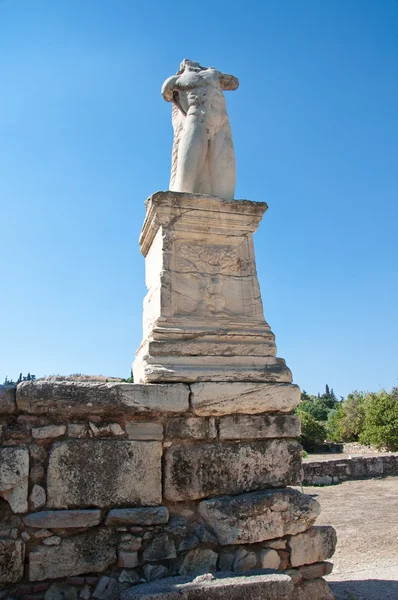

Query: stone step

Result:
[121,572,294,600]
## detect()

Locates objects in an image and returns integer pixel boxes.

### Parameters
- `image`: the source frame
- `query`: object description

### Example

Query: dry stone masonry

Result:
[1,60,337,599]
[0,374,336,597]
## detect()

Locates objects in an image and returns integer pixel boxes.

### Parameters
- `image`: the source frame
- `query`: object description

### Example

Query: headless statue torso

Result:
[161,59,239,200]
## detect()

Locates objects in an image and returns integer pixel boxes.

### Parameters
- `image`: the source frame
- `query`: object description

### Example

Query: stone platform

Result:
[0,379,336,599]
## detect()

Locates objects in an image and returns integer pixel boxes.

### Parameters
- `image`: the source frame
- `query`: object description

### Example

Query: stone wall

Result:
[303,454,398,486]
[0,379,336,599]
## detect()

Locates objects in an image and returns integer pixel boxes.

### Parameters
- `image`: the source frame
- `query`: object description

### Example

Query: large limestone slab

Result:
[164,440,302,501]
[198,488,320,545]
[0,447,29,513]
[190,382,301,416]
[0,539,25,583]
[47,440,162,508]
[17,379,189,415]
[29,528,116,581]
[288,526,337,567]
[219,414,301,439]
[121,572,293,600]
[0,384,16,414]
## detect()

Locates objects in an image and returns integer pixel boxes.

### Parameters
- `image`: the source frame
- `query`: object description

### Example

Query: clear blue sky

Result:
[1,0,397,398]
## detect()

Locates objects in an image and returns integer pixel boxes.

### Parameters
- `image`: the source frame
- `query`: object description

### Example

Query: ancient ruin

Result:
[0,60,336,599]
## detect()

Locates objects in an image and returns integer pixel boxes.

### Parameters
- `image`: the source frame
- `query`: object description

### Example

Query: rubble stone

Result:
[92,576,119,600]
[0,446,29,513]
[106,507,169,527]
[259,548,280,569]
[0,539,25,583]
[118,551,139,568]
[143,564,169,582]
[32,425,66,439]
[29,484,46,510]
[119,570,140,585]
[292,577,334,600]
[289,526,337,567]
[297,562,334,580]
[0,384,16,414]
[233,548,257,572]
[179,548,218,575]
[143,533,176,562]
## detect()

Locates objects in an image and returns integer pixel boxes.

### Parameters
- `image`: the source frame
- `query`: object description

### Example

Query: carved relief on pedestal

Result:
[170,237,261,319]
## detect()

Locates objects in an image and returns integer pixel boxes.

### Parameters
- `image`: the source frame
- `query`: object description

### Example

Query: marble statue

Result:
[161,59,239,200]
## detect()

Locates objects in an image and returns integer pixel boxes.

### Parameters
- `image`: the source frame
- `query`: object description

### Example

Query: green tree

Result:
[297,409,327,451]
[299,399,330,422]
[359,390,398,451]
[326,404,345,441]
[326,391,365,442]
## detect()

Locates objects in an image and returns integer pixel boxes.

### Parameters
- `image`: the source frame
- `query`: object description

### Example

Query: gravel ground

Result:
[297,478,398,599]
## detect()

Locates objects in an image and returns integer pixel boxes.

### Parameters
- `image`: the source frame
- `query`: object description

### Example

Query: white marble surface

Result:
[133,191,289,383]
[162,59,238,200]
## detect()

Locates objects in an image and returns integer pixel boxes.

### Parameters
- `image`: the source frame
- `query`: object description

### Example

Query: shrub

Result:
[327,391,366,442]
[359,390,398,451]
[297,410,327,452]
[326,404,345,442]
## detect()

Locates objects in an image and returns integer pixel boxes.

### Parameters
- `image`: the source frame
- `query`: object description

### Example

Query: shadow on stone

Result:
[329,579,398,600]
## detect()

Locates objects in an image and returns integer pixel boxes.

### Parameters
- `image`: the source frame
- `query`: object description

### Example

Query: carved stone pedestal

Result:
[133,191,292,384]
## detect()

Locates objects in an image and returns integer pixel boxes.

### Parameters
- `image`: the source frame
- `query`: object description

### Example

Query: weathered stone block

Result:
[118,551,139,568]
[219,414,300,439]
[29,484,46,510]
[143,533,176,562]
[179,548,218,575]
[0,539,25,583]
[143,564,169,582]
[199,488,320,545]
[67,424,88,438]
[125,422,163,440]
[190,382,301,416]
[121,572,294,600]
[164,440,302,501]
[259,548,280,570]
[47,440,162,508]
[32,425,66,439]
[105,507,169,526]
[24,509,102,529]
[17,380,189,415]
[292,577,334,600]
[0,446,29,513]
[29,528,116,581]
[289,526,337,567]
[166,417,217,440]
[0,384,16,414]
[93,575,119,600]
[297,562,333,580]
[233,548,257,572]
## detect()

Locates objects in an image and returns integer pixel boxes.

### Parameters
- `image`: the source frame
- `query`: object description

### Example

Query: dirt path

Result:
[297,478,398,599]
